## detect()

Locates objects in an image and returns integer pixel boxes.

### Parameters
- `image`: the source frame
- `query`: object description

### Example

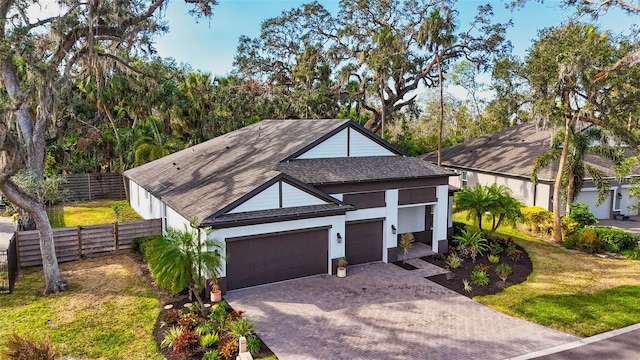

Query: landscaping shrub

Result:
[520,206,552,233]
[445,254,462,269]
[246,335,261,354]
[454,229,490,262]
[489,242,503,255]
[495,263,512,282]
[200,332,220,348]
[563,232,580,249]
[131,235,160,256]
[3,333,57,360]
[110,200,142,221]
[591,227,639,253]
[577,229,602,254]
[561,215,581,237]
[469,264,489,286]
[622,248,640,260]
[568,203,598,228]
[507,246,523,262]
[171,330,200,356]
[452,221,467,237]
[488,255,499,264]
[203,349,223,360]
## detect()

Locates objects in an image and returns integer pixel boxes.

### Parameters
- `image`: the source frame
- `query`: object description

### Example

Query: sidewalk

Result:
[508,323,640,360]
[0,216,15,250]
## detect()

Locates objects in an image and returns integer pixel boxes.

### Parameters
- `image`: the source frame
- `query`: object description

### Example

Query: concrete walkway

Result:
[597,216,640,234]
[226,261,577,360]
[0,216,15,250]
[510,323,640,360]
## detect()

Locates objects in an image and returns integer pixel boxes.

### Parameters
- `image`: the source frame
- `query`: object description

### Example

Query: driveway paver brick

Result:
[225,261,578,360]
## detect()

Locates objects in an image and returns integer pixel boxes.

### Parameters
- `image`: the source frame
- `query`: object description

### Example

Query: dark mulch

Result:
[392,260,419,270]
[422,244,533,298]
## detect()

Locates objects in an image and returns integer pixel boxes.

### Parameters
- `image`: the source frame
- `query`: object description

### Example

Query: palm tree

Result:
[133,116,184,166]
[486,184,523,236]
[146,224,224,315]
[532,125,622,213]
[416,7,456,166]
[454,184,497,233]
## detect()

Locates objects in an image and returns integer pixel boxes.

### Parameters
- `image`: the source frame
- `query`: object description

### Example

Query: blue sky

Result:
[155,0,636,78]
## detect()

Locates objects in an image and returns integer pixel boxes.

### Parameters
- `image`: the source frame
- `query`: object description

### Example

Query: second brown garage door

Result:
[226,228,329,290]
[345,220,383,265]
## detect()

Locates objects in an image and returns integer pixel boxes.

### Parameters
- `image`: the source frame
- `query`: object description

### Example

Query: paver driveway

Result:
[225,259,578,360]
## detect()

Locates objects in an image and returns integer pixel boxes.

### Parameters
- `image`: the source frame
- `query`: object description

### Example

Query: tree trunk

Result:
[566,171,576,213]
[553,115,573,242]
[2,55,66,294]
[189,283,207,316]
[0,181,67,294]
[379,78,386,140]
[437,53,444,167]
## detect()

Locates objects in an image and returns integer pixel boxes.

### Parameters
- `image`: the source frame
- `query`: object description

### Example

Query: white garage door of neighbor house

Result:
[575,191,612,219]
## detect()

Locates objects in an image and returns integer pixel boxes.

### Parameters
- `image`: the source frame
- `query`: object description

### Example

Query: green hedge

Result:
[110,200,142,221]
[591,227,639,253]
[564,227,639,253]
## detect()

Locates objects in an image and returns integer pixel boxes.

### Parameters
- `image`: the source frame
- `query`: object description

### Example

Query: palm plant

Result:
[532,125,622,212]
[133,116,184,166]
[146,223,224,315]
[399,232,415,264]
[454,184,497,232]
[485,184,523,236]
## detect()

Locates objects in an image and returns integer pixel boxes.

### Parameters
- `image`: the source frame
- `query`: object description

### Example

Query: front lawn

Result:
[453,214,640,336]
[0,255,163,359]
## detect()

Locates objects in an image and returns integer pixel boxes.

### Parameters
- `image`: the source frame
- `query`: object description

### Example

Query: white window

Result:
[461,171,468,188]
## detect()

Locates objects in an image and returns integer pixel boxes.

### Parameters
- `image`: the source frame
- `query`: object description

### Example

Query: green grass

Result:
[47,200,123,227]
[0,255,163,359]
[453,212,640,336]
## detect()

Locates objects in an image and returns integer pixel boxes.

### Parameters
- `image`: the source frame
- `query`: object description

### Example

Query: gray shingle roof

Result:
[278,156,455,184]
[202,203,356,227]
[420,122,622,181]
[124,119,351,224]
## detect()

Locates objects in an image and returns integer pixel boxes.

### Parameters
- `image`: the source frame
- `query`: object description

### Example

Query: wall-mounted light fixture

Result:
[618,192,623,200]
[391,225,397,234]
[336,232,342,243]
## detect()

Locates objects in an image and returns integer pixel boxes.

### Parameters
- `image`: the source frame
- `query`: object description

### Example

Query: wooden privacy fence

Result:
[59,173,126,201]
[15,219,162,268]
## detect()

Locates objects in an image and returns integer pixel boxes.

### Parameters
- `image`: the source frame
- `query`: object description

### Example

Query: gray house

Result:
[421,121,639,219]
[124,119,455,292]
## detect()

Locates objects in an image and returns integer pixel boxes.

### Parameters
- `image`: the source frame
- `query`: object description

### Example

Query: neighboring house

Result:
[124,119,455,292]
[421,121,639,219]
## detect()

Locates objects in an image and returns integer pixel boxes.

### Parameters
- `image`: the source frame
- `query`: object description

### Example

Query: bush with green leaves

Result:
[591,227,639,253]
[200,332,219,348]
[246,335,261,354]
[469,265,489,286]
[445,254,462,269]
[202,349,223,360]
[131,235,160,255]
[195,322,216,335]
[452,221,467,237]
[623,248,640,260]
[110,200,143,221]
[495,263,512,282]
[228,318,254,338]
[161,326,183,349]
[454,229,490,261]
[489,242,503,255]
[520,206,552,233]
[488,254,499,264]
[568,203,598,228]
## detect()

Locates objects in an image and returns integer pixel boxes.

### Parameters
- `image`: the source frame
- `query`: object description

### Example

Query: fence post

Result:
[87,173,91,200]
[14,231,20,271]
[77,226,83,259]
[114,222,119,253]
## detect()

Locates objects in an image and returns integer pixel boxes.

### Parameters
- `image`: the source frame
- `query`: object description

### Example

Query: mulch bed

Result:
[422,243,533,298]
[131,252,276,360]
[392,260,419,270]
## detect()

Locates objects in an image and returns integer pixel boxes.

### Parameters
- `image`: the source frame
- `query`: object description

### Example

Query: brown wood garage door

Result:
[226,228,329,290]
[345,220,383,265]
